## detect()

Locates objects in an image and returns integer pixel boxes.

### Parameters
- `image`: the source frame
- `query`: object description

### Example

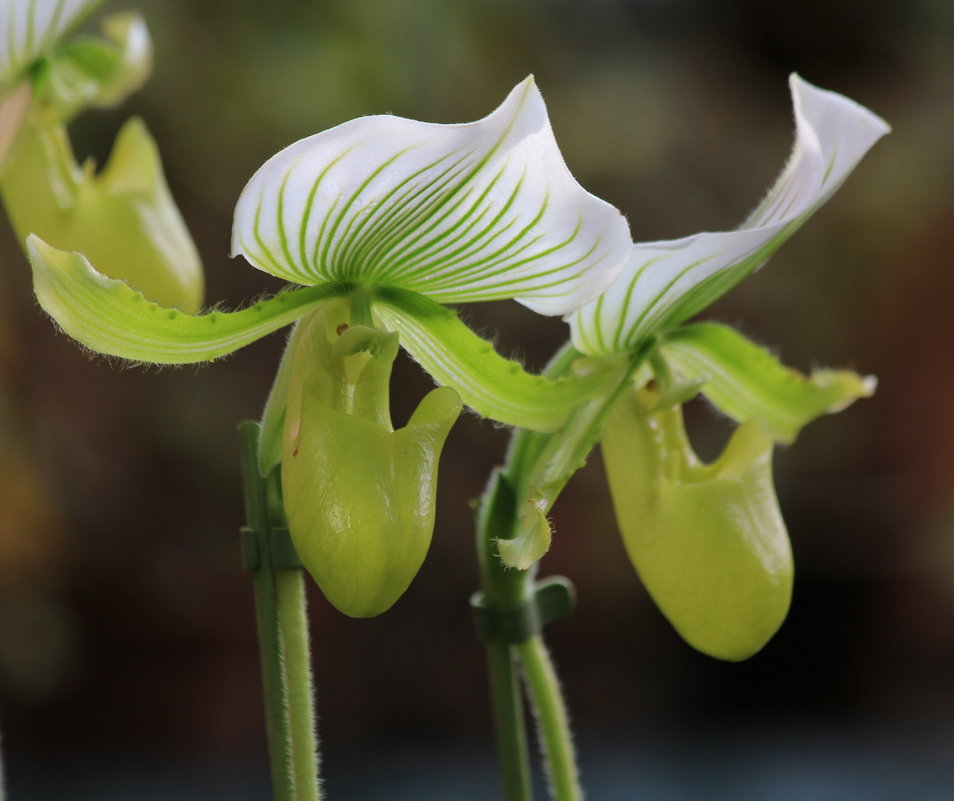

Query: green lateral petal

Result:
[28,235,338,363]
[232,76,631,316]
[571,75,890,355]
[372,288,613,431]
[1,0,102,86]
[659,323,875,444]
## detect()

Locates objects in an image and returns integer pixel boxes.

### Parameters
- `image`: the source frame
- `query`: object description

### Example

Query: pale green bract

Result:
[570,75,891,356]
[232,76,632,316]
[28,78,633,430]
[0,0,102,86]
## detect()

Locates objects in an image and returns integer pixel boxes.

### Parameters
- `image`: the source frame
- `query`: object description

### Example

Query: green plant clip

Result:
[471,576,577,644]
[240,526,303,572]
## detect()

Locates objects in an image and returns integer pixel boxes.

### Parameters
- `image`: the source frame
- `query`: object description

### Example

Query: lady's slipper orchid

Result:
[27,77,633,614]
[27,77,632,429]
[0,0,101,163]
[548,75,888,659]
[1,1,203,312]
[0,0,102,88]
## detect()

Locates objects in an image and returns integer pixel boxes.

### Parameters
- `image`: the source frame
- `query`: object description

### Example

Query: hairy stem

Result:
[239,422,320,801]
[518,636,583,801]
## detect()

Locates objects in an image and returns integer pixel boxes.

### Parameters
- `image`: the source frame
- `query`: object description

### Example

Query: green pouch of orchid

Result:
[602,388,793,661]
[279,304,461,618]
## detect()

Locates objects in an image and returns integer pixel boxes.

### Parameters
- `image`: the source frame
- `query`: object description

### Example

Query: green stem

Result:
[476,471,535,801]
[276,569,320,799]
[239,422,320,801]
[475,341,652,801]
[518,637,582,801]
[485,639,534,801]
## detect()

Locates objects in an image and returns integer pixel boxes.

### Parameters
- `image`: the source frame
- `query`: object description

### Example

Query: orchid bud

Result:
[602,388,792,661]
[280,303,461,617]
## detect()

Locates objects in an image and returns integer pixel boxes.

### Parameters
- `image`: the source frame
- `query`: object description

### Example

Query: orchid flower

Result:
[1,0,203,312]
[27,77,634,614]
[1,0,102,163]
[550,75,888,660]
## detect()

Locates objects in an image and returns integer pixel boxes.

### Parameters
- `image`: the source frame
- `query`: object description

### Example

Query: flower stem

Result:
[485,639,534,801]
[517,636,583,801]
[239,421,320,801]
[476,342,651,800]
[276,568,320,799]
[476,470,535,801]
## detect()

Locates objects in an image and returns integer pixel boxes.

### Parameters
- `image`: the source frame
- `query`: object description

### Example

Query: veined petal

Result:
[570,75,890,356]
[1,0,102,86]
[372,288,615,431]
[232,77,632,316]
[28,235,339,363]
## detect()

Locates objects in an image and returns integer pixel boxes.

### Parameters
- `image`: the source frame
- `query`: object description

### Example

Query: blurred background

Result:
[2,0,953,798]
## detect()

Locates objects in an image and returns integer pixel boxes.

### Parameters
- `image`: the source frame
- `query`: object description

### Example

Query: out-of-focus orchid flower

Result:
[1,1,203,311]
[0,0,102,87]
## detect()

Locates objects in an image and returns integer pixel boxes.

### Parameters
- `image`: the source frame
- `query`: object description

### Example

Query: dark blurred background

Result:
[2,0,953,798]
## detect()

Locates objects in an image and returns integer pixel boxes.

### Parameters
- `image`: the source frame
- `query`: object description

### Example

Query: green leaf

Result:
[570,75,890,356]
[27,235,340,363]
[231,76,632,316]
[659,322,875,443]
[372,287,614,431]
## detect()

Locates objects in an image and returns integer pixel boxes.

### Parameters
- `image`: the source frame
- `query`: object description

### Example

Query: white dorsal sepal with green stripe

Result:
[231,76,633,316]
[569,75,890,356]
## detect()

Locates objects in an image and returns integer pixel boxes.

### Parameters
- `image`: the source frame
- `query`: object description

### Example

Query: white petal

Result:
[231,77,632,316]
[0,0,101,85]
[570,74,890,355]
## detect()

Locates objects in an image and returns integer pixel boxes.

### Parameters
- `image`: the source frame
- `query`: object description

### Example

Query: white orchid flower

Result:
[570,75,890,356]
[0,0,102,87]
[0,0,102,164]
[28,77,633,430]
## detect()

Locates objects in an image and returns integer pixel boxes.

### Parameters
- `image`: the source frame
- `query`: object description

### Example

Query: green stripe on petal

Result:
[232,77,632,316]
[570,75,890,356]
[28,235,340,363]
[659,322,876,444]
[372,288,614,431]
[1,0,102,86]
